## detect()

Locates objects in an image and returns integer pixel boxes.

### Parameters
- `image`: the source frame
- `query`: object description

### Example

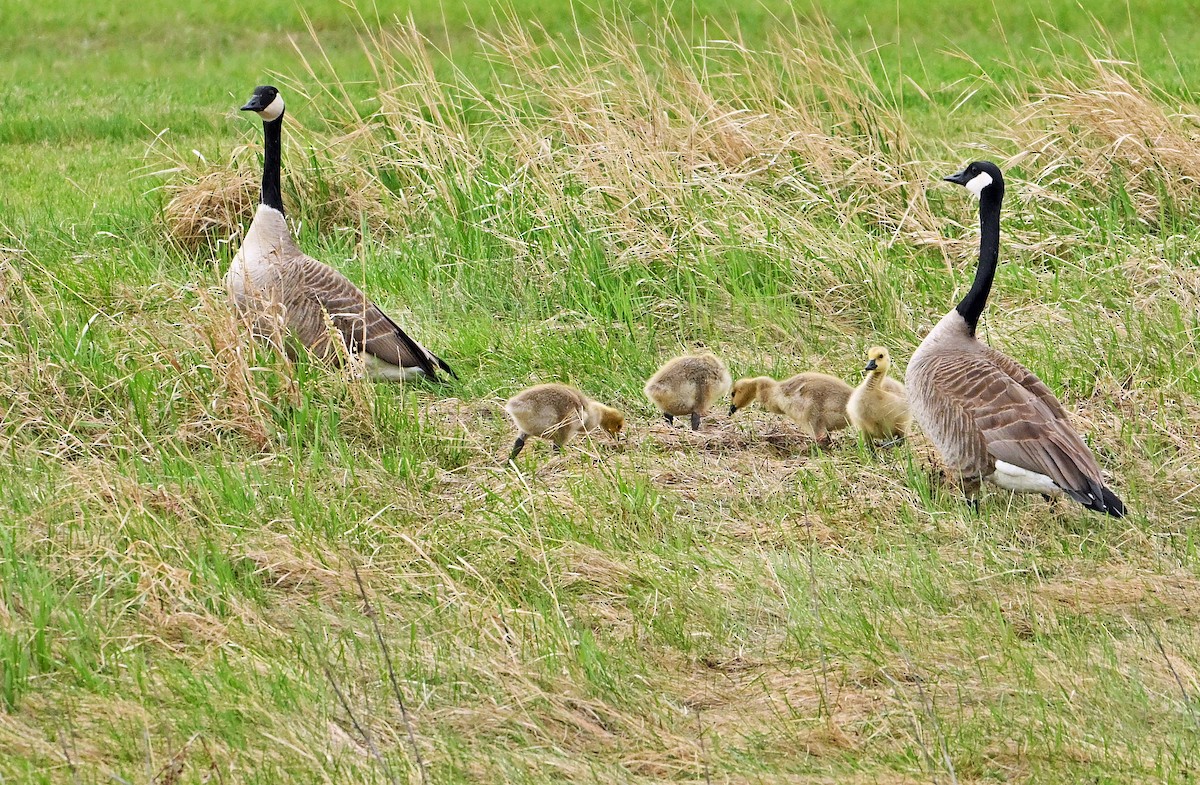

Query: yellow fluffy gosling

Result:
[847,346,911,442]
[729,372,854,446]
[504,383,624,460]
[644,352,733,430]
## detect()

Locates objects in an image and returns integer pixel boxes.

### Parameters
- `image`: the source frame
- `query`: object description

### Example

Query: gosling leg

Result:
[690,411,701,431]
[664,413,674,426]
[509,434,528,461]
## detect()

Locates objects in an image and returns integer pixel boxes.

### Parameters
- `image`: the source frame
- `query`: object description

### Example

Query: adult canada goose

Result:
[907,160,1125,517]
[847,346,911,442]
[227,85,455,381]
[505,383,625,460]
[729,372,853,446]
[644,352,733,430]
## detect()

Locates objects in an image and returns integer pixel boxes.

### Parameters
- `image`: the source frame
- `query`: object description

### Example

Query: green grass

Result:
[2,0,1199,782]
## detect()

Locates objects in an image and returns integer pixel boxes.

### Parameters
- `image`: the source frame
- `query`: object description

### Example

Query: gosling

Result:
[729,373,853,446]
[505,383,625,460]
[644,352,732,431]
[847,346,911,443]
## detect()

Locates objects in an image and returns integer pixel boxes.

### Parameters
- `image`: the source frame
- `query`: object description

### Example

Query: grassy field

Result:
[2,0,1199,782]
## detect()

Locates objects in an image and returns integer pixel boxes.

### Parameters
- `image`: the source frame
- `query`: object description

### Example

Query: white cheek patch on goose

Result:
[965,171,993,198]
[259,94,285,121]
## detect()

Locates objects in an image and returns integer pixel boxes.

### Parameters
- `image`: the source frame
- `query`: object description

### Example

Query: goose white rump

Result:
[988,461,1061,496]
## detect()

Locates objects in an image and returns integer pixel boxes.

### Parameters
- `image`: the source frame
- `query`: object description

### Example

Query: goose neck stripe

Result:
[260,112,284,212]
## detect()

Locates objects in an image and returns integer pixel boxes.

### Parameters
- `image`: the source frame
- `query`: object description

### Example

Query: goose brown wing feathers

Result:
[982,345,1072,422]
[921,350,1106,506]
[295,256,448,378]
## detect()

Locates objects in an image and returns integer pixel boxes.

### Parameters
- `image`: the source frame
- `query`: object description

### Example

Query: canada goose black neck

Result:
[241,86,286,214]
[955,186,1002,334]
[950,162,1004,335]
[260,114,285,214]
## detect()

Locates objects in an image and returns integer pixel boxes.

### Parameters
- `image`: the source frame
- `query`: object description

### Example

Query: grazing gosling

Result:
[847,346,911,442]
[644,352,733,430]
[729,373,853,446]
[505,384,624,460]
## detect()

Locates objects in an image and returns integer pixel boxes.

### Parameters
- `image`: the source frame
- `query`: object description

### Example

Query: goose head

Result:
[943,160,1004,200]
[864,346,890,373]
[241,85,285,122]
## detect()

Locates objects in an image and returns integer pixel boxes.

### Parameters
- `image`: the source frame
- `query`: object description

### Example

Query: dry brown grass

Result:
[480,19,943,244]
[174,287,290,450]
[1006,54,1200,232]
[161,165,258,254]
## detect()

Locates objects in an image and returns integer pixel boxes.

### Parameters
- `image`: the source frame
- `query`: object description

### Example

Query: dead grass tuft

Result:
[238,535,361,600]
[556,541,641,593]
[173,287,288,451]
[162,166,257,254]
[483,20,941,243]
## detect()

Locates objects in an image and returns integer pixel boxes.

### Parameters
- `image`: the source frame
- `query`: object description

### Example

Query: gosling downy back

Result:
[226,85,455,382]
[644,352,732,430]
[730,372,852,444]
[907,161,1124,517]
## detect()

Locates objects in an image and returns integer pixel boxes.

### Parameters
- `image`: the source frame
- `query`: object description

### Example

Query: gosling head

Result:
[597,406,625,437]
[729,378,759,415]
[864,346,890,374]
[241,85,285,122]
[943,160,1004,201]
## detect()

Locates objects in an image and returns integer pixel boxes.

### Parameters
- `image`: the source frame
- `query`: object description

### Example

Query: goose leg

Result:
[961,476,982,513]
[690,411,701,431]
[509,435,528,461]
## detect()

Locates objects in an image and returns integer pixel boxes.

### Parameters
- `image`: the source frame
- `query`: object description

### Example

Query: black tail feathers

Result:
[1082,484,1126,518]
[431,352,458,381]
